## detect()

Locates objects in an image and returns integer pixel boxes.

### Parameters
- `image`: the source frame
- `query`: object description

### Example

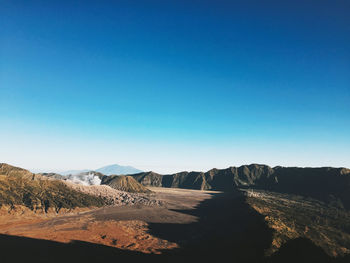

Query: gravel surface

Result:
[63,181,162,206]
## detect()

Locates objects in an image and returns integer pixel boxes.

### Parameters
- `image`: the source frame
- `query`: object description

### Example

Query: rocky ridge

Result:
[130,164,350,209]
[0,163,106,213]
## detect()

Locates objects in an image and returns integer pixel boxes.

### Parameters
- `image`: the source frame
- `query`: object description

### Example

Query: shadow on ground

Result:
[148,192,273,262]
[0,191,349,263]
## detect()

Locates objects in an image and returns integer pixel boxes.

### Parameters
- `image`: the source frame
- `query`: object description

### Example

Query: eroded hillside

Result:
[244,189,350,257]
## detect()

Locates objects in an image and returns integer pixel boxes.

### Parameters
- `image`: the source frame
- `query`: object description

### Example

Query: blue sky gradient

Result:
[1,0,349,172]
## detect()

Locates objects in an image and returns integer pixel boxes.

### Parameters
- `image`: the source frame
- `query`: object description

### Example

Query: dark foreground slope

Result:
[130,164,350,208]
[245,189,350,257]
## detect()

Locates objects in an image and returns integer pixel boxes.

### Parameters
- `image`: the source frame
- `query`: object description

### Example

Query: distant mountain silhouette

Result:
[60,164,142,176]
[130,164,350,209]
[96,164,143,175]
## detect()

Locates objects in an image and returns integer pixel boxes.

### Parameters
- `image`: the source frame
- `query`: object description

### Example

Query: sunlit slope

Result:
[0,163,105,213]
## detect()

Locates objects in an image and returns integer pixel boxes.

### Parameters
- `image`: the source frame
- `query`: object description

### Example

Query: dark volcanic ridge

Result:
[129,164,350,209]
[3,162,350,209]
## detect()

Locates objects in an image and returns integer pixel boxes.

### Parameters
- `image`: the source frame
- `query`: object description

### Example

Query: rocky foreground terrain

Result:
[244,189,350,257]
[63,181,160,206]
[0,163,349,263]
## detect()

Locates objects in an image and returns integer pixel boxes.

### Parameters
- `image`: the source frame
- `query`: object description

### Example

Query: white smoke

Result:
[66,172,102,186]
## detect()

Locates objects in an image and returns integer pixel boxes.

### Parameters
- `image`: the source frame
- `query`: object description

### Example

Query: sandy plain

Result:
[0,187,218,254]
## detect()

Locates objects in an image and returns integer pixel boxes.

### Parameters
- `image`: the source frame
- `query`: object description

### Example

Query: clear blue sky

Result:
[1,0,349,173]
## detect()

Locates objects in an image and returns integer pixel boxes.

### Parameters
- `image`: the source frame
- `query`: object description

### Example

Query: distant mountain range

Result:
[61,164,143,176]
[96,164,143,175]
[4,162,350,210]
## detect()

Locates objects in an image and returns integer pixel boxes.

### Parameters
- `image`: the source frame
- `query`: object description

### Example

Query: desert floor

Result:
[0,188,222,255]
[0,187,328,263]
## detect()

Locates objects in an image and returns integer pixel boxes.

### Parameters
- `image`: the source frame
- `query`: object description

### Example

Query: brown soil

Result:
[63,181,161,206]
[0,187,216,254]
